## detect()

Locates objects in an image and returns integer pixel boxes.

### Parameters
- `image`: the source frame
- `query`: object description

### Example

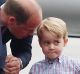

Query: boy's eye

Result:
[42,40,60,46]
[43,41,50,45]
[54,41,60,45]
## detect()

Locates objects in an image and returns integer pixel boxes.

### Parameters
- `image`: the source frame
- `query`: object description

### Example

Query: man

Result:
[0,0,42,74]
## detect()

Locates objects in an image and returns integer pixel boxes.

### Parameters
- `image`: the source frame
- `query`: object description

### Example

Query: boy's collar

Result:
[45,55,64,64]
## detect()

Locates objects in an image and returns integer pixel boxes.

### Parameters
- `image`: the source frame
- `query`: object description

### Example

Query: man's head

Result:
[0,0,42,39]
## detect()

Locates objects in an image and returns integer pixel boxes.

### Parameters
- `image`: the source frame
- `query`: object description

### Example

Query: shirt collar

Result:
[45,55,64,64]
[58,54,64,63]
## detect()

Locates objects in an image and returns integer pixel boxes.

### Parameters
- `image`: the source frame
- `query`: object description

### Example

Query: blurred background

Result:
[37,0,80,37]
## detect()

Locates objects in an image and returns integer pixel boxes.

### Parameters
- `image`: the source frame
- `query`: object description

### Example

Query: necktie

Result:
[0,26,7,69]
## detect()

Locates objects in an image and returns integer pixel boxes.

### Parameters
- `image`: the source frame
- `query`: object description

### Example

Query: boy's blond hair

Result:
[37,17,68,39]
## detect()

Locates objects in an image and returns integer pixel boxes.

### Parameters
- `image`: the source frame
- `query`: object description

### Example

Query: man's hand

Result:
[4,55,21,74]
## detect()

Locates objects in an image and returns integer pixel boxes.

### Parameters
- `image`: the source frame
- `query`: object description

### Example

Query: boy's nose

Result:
[49,44,55,50]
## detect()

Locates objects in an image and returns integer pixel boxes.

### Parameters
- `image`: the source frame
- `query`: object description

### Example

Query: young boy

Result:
[29,17,80,74]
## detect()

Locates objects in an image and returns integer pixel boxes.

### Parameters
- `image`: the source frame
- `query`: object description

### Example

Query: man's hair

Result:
[37,17,68,39]
[3,0,30,24]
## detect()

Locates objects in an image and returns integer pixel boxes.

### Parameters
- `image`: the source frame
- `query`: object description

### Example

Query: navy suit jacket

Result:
[0,0,5,6]
[1,26,33,69]
[0,27,7,69]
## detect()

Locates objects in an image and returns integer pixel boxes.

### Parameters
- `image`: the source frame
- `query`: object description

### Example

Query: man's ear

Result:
[64,38,68,46]
[8,16,16,25]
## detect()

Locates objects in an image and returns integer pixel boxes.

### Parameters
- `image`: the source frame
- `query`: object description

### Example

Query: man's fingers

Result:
[3,68,10,74]
[4,66,20,72]
[5,55,13,63]
[4,68,19,74]
[5,59,20,68]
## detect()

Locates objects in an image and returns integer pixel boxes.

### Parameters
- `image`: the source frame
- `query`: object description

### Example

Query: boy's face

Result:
[39,30,68,60]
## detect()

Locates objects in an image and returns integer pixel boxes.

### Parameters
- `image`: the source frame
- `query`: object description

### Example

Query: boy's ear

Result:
[8,16,16,25]
[64,38,68,46]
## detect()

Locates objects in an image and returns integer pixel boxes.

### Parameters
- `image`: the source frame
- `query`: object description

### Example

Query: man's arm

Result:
[2,27,33,72]
[10,35,33,69]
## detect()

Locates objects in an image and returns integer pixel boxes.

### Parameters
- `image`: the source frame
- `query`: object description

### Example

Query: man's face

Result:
[0,10,35,39]
[7,21,36,39]
[0,5,36,39]
[0,1,42,39]
[0,6,35,38]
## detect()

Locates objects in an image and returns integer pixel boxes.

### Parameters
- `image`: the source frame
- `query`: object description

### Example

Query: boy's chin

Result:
[47,55,59,60]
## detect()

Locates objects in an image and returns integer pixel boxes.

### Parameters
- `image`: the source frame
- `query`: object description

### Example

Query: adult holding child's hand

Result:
[0,0,42,74]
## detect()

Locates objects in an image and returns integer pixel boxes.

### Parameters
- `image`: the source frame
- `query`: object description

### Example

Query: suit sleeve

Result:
[10,36,33,69]
[2,27,33,69]
[0,0,5,6]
